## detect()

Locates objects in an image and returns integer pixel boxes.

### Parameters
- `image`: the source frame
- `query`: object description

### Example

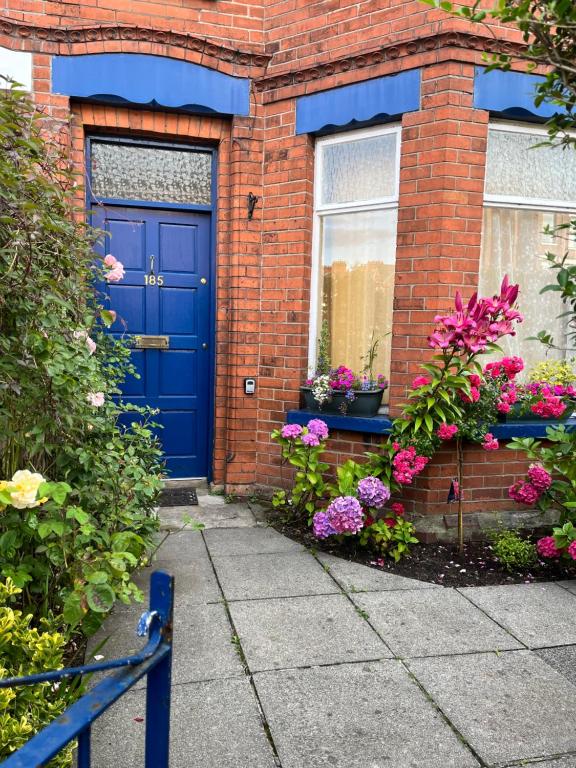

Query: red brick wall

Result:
[0,0,543,514]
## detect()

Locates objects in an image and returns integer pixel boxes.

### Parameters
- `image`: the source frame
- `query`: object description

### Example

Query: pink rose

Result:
[87,392,105,407]
[105,262,125,283]
[103,254,117,267]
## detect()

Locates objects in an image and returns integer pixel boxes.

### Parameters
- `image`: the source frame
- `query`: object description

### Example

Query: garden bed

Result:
[266,511,576,588]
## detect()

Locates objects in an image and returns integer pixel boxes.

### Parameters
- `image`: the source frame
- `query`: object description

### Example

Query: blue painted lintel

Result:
[52,53,250,117]
[473,67,564,119]
[296,69,421,135]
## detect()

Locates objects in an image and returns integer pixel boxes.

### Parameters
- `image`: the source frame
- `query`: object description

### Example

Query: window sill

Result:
[489,418,576,439]
[287,410,392,435]
[287,412,576,439]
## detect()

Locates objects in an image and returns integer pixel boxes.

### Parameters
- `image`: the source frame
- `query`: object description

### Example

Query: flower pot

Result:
[301,386,346,414]
[346,389,385,417]
[300,387,384,417]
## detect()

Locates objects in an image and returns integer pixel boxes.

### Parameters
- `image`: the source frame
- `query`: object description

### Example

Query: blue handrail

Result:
[0,570,174,768]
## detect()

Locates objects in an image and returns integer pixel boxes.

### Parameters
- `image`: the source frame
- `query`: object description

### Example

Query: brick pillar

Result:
[391,60,489,413]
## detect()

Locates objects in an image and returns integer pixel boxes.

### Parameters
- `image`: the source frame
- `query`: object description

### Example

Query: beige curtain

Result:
[319,208,396,400]
[480,207,576,372]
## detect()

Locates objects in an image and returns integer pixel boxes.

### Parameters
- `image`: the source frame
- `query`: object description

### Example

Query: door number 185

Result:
[145,275,164,286]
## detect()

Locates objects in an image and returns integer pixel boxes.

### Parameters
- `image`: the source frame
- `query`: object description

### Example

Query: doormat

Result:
[158,488,199,507]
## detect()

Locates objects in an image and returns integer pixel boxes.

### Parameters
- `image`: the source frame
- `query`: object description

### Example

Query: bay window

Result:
[480,123,576,370]
[309,126,400,402]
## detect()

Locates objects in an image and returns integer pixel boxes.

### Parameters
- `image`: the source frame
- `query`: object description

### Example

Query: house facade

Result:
[1,0,574,537]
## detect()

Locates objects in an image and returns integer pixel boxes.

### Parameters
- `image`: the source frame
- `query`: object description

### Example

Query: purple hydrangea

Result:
[312,511,337,539]
[326,496,364,534]
[357,476,391,510]
[302,432,320,447]
[280,424,303,439]
[306,419,329,440]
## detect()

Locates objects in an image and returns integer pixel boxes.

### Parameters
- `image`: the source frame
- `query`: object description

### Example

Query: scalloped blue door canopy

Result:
[52,53,250,116]
[473,67,564,119]
[295,69,421,135]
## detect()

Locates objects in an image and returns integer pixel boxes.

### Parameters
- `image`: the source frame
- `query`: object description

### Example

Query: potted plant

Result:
[487,358,576,422]
[301,331,388,417]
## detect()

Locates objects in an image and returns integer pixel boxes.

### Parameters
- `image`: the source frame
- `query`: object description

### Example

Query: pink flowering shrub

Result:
[437,423,458,440]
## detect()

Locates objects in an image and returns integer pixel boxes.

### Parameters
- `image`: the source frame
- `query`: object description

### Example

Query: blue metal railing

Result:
[0,570,174,768]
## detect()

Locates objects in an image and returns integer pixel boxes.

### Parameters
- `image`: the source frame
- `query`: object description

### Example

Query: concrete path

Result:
[89,493,576,768]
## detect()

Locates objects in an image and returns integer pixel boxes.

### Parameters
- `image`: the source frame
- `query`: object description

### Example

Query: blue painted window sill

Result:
[287,410,576,438]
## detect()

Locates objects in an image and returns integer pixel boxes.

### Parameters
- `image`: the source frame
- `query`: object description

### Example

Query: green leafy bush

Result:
[0,578,77,766]
[0,81,163,635]
[490,529,537,572]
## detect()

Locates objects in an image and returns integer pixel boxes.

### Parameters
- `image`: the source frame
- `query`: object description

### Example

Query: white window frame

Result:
[307,123,402,375]
[484,121,576,213]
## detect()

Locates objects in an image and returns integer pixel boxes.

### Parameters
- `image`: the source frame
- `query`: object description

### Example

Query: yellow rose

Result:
[7,470,46,509]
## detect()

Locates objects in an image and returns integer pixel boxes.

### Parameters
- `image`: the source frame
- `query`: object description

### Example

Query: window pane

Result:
[320,132,397,206]
[485,129,576,202]
[319,209,397,399]
[479,207,576,370]
[90,141,212,205]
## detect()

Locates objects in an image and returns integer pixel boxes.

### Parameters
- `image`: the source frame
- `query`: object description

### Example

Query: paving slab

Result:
[316,552,440,592]
[152,529,207,562]
[159,503,257,531]
[557,580,576,596]
[351,588,522,657]
[537,645,576,686]
[460,583,576,648]
[147,554,222,605]
[213,551,340,601]
[91,678,276,768]
[254,661,479,768]
[408,650,576,766]
[229,593,389,671]
[88,598,243,689]
[203,526,303,557]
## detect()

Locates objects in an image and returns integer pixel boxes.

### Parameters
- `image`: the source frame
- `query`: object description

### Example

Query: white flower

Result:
[6,469,46,509]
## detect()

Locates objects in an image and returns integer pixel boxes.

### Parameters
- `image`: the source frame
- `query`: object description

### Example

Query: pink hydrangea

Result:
[568,541,576,561]
[281,424,303,439]
[437,423,458,441]
[324,496,364,534]
[306,419,329,439]
[312,511,337,539]
[301,432,320,447]
[357,476,390,509]
[412,375,430,389]
[482,433,499,451]
[509,480,540,505]
[537,536,563,558]
[392,446,429,485]
[527,464,552,493]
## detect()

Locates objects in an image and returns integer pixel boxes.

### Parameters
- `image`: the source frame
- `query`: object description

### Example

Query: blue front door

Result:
[94,206,213,478]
